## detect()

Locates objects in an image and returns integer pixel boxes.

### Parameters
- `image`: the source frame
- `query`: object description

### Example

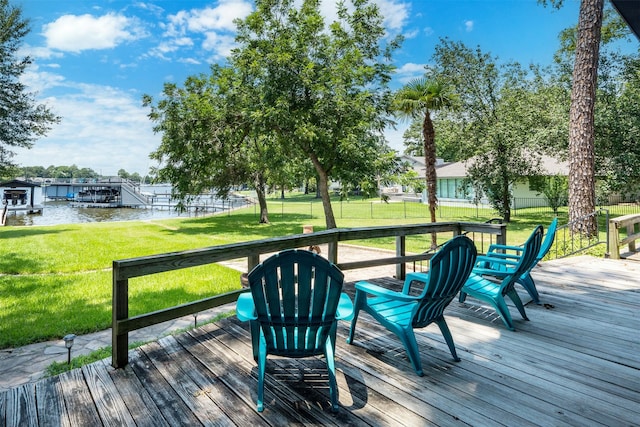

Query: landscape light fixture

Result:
[63,334,76,365]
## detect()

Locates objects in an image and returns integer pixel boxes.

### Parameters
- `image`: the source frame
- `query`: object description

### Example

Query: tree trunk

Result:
[423,112,438,249]
[311,159,337,229]
[501,177,511,222]
[254,173,269,224]
[568,0,603,236]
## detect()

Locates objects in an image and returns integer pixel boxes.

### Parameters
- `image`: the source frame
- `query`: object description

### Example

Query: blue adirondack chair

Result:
[236,249,353,412]
[474,218,558,304]
[459,225,543,331]
[346,235,477,376]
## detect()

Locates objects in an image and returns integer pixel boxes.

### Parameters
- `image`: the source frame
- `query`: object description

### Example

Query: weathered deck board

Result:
[1,256,639,426]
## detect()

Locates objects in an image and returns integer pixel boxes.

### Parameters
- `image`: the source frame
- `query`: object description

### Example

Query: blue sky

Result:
[13,0,633,176]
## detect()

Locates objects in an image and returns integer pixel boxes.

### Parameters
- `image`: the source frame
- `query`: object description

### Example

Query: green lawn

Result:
[0,193,616,349]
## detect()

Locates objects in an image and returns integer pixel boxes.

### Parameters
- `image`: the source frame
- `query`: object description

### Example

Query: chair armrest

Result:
[475,255,519,267]
[335,293,354,321]
[355,281,417,302]
[473,266,511,278]
[481,252,522,262]
[236,292,257,322]
[487,243,524,254]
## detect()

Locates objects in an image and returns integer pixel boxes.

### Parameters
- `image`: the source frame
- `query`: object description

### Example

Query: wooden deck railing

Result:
[608,213,640,259]
[112,221,506,368]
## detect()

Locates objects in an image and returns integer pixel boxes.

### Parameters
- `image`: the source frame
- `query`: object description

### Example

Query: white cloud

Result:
[146,37,194,60]
[43,13,147,53]
[202,32,237,58]
[163,1,252,37]
[21,67,66,93]
[180,57,202,65]
[185,1,253,32]
[13,82,159,176]
[21,44,65,61]
[404,28,419,39]
[317,0,410,35]
[377,0,410,31]
[134,2,165,17]
[394,62,427,83]
[464,20,474,32]
[159,1,252,60]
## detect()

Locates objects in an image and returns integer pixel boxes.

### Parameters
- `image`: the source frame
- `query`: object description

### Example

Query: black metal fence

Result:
[547,209,610,260]
[249,198,640,221]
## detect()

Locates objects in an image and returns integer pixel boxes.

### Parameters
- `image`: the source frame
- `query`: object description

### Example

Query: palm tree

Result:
[394,78,456,248]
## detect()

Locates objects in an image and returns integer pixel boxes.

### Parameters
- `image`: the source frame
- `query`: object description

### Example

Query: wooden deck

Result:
[1,256,639,426]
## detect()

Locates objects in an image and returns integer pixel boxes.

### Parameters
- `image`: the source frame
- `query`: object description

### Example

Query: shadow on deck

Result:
[1,256,639,426]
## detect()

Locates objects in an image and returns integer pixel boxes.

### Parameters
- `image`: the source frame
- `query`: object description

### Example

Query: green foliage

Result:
[229,0,401,228]
[144,66,255,208]
[594,55,640,198]
[45,346,113,377]
[402,121,424,156]
[0,0,60,176]
[431,39,569,221]
[145,1,401,229]
[399,168,425,195]
[537,174,568,215]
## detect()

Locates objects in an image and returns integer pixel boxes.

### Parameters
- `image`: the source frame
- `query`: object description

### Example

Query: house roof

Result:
[408,154,569,179]
[0,179,41,188]
[612,0,640,40]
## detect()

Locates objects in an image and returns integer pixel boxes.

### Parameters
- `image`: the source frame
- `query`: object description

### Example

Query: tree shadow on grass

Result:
[159,213,321,239]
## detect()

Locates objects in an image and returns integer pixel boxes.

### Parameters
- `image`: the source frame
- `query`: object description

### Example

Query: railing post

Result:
[396,235,406,281]
[248,254,260,272]
[497,223,507,246]
[112,264,129,368]
[328,240,338,264]
[609,218,621,259]
[627,223,637,253]
[603,209,610,258]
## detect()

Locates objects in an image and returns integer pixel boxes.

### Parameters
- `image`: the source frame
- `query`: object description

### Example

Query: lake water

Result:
[3,200,193,226]
[3,184,241,227]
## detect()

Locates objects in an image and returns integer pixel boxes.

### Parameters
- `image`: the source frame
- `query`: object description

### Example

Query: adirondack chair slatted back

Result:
[536,217,558,264]
[500,225,543,295]
[412,236,477,328]
[248,249,345,358]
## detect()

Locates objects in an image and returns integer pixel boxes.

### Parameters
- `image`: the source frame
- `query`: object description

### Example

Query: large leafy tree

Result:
[144,65,277,223]
[232,0,400,229]
[0,0,59,177]
[431,39,567,221]
[394,78,455,247]
[596,55,640,199]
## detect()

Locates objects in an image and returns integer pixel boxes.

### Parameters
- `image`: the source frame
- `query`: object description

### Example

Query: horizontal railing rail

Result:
[112,221,506,368]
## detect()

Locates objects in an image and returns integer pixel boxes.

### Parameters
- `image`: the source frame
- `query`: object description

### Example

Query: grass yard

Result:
[0,193,616,349]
